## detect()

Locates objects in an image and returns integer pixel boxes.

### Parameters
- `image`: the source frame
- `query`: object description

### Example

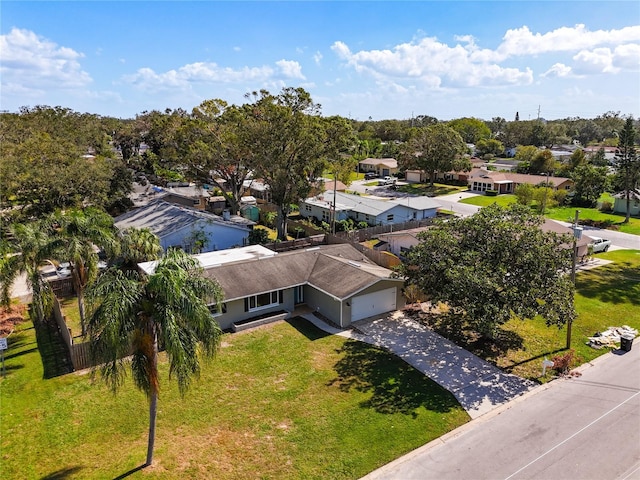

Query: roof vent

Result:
[348,261,361,268]
[305,247,320,251]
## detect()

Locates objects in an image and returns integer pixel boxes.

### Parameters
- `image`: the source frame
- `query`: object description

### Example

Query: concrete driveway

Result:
[353,312,535,419]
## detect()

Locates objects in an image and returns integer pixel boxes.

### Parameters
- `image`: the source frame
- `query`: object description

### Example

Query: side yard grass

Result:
[460,194,640,234]
[1,316,469,479]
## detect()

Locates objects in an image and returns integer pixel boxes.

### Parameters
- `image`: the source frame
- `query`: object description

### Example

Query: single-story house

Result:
[358,158,399,177]
[114,199,253,253]
[541,219,592,259]
[376,227,430,257]
[160,183,210,211]
[612,191,640,217]
[138,244,405,330]
[468,169,574,194]
[299,191,440,226]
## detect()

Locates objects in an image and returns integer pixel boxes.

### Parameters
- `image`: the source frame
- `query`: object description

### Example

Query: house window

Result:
[244,290,283,312]
[208,303,227,317]
[387,214,394,222]
[305,205,312,212]
[193,198,201,206]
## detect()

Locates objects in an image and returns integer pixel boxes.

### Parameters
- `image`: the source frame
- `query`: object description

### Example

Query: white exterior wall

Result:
[300,201,350,223]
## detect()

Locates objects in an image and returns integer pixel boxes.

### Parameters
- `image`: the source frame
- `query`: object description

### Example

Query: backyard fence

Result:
[51,296,93,371]
[332,219,435,243]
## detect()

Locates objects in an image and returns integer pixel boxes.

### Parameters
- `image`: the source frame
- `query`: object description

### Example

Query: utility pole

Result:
[568,210,581,349]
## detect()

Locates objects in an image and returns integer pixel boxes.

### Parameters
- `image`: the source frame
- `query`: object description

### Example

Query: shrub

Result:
[552,350,582,375]
[486,189,498,196]
[600,201,613,213]
[553,189,568,206]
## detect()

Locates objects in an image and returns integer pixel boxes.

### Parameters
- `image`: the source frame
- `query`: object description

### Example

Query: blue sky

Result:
[2,1,639,121]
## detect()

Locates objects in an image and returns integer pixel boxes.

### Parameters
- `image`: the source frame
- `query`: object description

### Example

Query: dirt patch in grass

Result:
[0,304,27,336]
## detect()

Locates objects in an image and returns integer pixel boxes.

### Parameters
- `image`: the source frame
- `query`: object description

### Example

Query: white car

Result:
[589,237,611,253]
[379,176,397,186]
[55,262,72,278]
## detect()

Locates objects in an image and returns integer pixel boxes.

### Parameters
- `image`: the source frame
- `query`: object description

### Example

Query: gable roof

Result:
[308,191,439,217]
[200,244,400,301]
[114,199,250,238]
[359,158,398,168]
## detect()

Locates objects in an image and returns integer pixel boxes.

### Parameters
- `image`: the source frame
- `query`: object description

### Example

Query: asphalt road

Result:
[364,344,640,480]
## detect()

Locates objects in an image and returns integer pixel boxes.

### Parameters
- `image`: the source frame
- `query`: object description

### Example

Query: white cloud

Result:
[122,59,306,92]
[0,28,92,91]
[331,37,533,88]
[276,59,305,79]
[313,51,323,65]
[573,48,619,74]
[542,63,573,78]
[495,24,640,60]
[332,23,639,90]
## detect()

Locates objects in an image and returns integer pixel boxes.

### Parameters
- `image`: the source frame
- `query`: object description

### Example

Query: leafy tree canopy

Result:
[397,204,576,338]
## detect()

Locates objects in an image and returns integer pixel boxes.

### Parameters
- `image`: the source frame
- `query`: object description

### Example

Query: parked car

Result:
[589,237,611,253]
[364,172,378,180]
[56,262,71,279]
[379,176,397,186]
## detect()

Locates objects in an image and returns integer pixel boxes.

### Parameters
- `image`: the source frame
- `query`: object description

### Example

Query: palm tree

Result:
[118,227,163,271]
[53,208,119,336]
[87,248,224,466]
[2,222,56,322]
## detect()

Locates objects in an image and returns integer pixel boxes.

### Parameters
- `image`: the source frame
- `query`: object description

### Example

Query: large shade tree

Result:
[182,99,255,215]
[397,204,576,339]
[246,88,328,240]
[87,248,224,466]
[400,124,468,186]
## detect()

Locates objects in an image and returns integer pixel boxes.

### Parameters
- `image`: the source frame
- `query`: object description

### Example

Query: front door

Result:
[294,285,304,304]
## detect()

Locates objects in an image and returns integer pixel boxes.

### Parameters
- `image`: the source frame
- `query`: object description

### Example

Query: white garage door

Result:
[351,287,397,322]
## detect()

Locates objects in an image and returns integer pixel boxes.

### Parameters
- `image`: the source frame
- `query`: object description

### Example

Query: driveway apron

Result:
[353,314,535,419]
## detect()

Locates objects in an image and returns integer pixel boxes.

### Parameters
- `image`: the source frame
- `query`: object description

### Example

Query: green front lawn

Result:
[460,194,517,208]
[323,171,365,182]
[461,194,640,234]
[494,250,640,380]
[1,317,469,479]
[396,183,468,197]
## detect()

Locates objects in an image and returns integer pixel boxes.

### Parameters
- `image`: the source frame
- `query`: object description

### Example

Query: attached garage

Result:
[351,287,397,322]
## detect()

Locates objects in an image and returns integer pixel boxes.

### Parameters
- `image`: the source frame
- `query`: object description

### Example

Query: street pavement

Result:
[363,344,640,480]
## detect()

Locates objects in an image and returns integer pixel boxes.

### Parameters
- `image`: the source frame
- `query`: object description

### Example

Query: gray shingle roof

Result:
[203,244,400,301]
[114,199,248,238]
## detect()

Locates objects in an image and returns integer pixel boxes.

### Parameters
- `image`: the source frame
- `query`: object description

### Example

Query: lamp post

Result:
[568,209,582,349]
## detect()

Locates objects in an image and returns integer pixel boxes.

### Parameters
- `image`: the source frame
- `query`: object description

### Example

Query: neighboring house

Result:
[300,191,440,226]
[376,227,430,257]
[138,243,405,330]
[377,219,591,259]
[160,183,210,211]
[114,199,253,253]
[541,218,592,259]
[243,179,271,202]
[468,169,574,194]
[358,158,399,177]
[612,191,640,216]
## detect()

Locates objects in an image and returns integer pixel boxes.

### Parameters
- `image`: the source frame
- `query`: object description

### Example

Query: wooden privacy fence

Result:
[51,296,94,371]
[333,219,434,243]
[327,235,402,269]
[265,234,326,252]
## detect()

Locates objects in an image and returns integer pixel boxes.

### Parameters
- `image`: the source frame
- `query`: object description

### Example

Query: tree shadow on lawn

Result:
[40,466,84,479]
[409,310,525,365]
[328,339,462,417]
[577,262,640,306]
[286,316,332,341]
